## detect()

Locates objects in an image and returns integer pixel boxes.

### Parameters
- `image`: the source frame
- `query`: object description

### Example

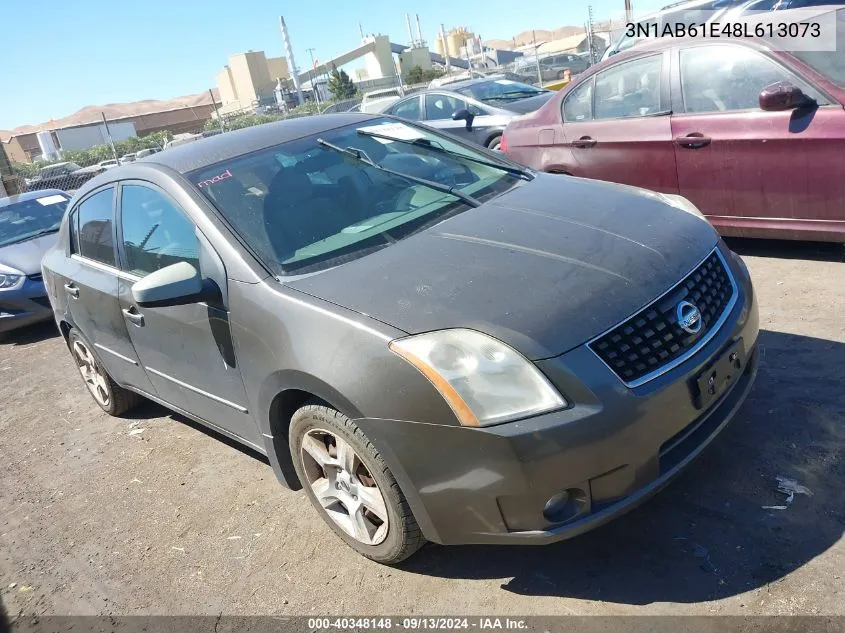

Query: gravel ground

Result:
[1,238,844,619]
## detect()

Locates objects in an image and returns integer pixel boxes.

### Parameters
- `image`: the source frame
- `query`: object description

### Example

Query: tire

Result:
[486,135,503,151]
[289,403,425,564]
[67,329,142,416]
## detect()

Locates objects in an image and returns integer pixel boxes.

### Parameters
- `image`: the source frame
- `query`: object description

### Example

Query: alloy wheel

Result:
[72,340,110,408]
[300,429,389,546]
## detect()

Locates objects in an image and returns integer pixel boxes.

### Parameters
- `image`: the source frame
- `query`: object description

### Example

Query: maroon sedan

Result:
[503,7,845,241]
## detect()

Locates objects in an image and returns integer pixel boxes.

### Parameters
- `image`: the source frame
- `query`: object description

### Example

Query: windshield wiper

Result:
[3,227,60,245]
[356,130,532,181]
[316,138,481,208]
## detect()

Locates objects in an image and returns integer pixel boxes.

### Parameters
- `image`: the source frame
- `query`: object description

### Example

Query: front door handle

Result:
[571,136,597,148]
[675,133,711,149]
[122,308,144,327]
[64,283,79,298]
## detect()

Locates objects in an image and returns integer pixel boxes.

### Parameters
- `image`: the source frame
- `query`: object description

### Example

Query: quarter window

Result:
[120,185,199,276]
[563,79,593,122]
[680,45,793,113]
[77,188,116,266]
[594,55,662,120]
[390,97,422,121]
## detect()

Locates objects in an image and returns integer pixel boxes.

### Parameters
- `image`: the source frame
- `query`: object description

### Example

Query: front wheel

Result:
[289,403,425,564]
[486,135,503,151]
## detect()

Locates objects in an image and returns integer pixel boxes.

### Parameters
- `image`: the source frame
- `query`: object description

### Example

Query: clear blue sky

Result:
[1,0,663,130]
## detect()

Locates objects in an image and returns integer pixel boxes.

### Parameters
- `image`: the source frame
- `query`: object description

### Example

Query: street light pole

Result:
[532,30,543,86]
[306,47,320,105]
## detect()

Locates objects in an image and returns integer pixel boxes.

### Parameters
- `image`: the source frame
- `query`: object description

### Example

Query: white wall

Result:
[56,122,137,152]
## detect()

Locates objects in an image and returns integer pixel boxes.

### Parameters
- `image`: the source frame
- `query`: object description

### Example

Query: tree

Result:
[327,63,356,100]
[403,66,444,85]
[404,65,424,84]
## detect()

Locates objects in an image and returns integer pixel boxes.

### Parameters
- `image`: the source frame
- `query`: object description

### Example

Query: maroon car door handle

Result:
[675,133,711,149]
[571,136,597,148]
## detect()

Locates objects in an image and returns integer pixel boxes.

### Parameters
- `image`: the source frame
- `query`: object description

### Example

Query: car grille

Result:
[589,249,736,386]
[27,273,43,282]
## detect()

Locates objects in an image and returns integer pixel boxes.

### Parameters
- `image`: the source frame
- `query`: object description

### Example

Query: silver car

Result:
[382,77,553,150]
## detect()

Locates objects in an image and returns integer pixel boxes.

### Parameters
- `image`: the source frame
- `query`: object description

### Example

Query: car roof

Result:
[439,76,508,90]
[0,189,68,208]
[118,113,381,175]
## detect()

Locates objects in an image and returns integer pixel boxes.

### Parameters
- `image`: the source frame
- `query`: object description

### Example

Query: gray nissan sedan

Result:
[42,113,759,564]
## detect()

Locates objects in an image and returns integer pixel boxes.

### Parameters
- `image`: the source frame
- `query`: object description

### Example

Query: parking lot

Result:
[0,238,843,618]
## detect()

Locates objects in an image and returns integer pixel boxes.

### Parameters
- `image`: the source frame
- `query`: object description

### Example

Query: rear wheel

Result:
[67,329,141,416]
[290,403,425,564]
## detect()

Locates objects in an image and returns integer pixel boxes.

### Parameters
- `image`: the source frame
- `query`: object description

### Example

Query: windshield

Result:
[791,8,845,87]
[455,79,545,103]
[0,193,69,247]
[189,118,524,274]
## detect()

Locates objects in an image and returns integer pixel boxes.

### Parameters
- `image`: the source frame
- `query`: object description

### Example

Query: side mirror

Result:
[452,108,475,131]
[759,81,815,111]
[131,262,216,308]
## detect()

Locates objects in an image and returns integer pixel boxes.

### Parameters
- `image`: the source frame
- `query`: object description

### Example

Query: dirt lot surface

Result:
[1,239,844,619]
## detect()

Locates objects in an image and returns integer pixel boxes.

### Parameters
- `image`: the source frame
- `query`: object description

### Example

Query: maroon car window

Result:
[593,55,662,120]
[680,46,791,113]
[792,8,844,88]
[563,79,593,122]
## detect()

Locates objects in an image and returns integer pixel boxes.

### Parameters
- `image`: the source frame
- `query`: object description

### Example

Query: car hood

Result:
[287,174,719,360]
[498,92,556,114]
[0,233,59,276]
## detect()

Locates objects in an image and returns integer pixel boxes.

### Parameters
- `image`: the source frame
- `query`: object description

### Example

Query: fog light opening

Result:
[543,488,588,524]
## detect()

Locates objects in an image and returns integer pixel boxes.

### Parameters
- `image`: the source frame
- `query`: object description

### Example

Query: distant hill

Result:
[1,89,220,142]
[484,25,584,50]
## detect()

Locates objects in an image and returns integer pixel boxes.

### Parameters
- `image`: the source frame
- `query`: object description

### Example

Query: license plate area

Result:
[693,339,745,410]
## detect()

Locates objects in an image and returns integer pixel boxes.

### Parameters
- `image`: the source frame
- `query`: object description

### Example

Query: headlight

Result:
[389,328,566,427]
[658,193,706,219]
[0,270,25,290]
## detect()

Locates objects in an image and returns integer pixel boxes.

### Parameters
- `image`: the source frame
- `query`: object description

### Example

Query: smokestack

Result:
[406,14,414,45]
[279,16,304,105]
[440,23,451,74]
[415,14,423,45]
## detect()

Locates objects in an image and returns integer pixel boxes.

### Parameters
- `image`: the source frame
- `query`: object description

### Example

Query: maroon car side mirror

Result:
[759,81,815,112]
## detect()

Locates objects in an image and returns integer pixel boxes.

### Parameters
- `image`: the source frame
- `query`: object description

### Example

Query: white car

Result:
[361,88,403,114]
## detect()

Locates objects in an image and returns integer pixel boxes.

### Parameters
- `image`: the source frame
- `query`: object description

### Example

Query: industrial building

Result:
[215,51,290,114]
[1,91,221,164]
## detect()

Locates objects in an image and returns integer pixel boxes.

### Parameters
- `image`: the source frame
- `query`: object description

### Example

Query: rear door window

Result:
[563,78,594,122]
[77,188,116,266]
[389,97,422,120]
[594,55,662,119]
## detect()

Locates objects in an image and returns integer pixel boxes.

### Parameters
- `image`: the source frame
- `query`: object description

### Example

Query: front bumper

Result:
[356,247,759,546]
[0,278,54,335]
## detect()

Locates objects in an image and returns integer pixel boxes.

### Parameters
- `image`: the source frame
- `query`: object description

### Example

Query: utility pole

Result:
[101,112,118,162]
[586,5,597,65]
[209,88,225,133]
[625,0,633,24]
[306,47,320,105]
[532,30,543,86]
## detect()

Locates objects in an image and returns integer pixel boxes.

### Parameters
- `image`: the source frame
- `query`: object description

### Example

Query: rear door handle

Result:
[122,308,144,327]
[571,136,597,148]
[64,283,79,298]
[675,133,711,149]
